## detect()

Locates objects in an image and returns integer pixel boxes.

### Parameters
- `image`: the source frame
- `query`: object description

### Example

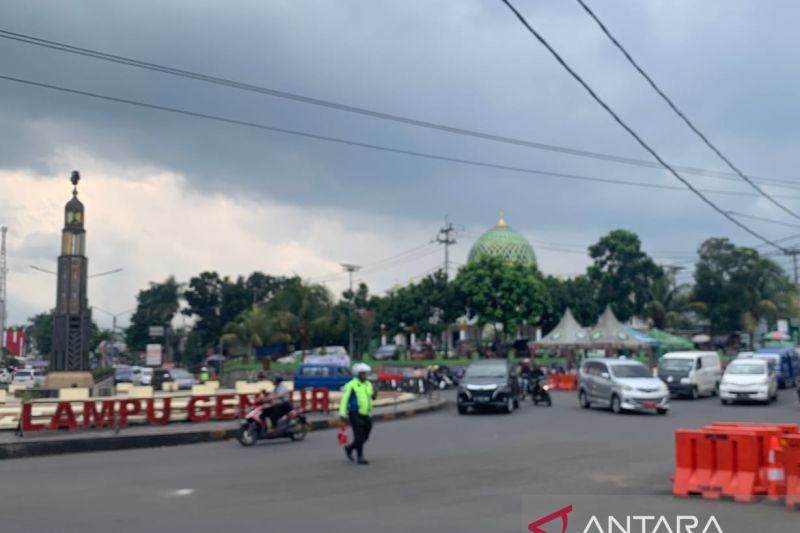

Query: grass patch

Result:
[91,367,114,382]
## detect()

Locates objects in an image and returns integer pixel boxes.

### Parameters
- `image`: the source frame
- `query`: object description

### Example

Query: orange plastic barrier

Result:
[673,428,766,503]
[782,434,800,510]
[547,375,560,389]
[706,423,798,500]
[558,375,577,391]
[709,422,798,434]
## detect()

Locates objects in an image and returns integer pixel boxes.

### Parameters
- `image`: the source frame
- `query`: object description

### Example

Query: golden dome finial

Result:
[496,208,508,228]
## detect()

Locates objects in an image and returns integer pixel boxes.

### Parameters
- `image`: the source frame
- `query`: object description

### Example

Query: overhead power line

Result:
[5,73,800,203]
[313,243,441,284]
[497,0,786,252]
[727,211,800,229]
[575,0,800,221]
[2,28,800,191]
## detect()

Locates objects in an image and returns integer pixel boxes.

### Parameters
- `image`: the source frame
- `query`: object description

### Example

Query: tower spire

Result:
[496,208,508,228]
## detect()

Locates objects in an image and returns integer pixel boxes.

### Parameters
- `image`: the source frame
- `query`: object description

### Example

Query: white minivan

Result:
[657,351,723,399]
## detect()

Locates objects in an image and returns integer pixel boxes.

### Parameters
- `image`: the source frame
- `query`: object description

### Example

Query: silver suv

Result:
[577,358,669,415]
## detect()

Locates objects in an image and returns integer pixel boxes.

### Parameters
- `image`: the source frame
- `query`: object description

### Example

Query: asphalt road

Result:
[1,389,798,532]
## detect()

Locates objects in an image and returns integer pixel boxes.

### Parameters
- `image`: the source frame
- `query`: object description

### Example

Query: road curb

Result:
[0,399,448,460]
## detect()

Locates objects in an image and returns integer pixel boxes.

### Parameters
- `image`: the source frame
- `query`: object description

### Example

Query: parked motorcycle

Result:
[236,404,309,446]
[529,378,552,407]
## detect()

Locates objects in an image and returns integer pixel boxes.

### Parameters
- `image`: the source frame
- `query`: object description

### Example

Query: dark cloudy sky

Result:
[2,0,800,329]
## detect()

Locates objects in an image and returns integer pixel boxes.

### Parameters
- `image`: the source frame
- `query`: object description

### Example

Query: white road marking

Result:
[171,488,196,497]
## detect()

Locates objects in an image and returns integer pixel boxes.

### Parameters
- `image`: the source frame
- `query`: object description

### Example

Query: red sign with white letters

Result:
[20,389,330,432]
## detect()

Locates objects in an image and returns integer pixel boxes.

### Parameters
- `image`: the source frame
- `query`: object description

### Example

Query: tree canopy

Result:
[453,256,550,341]
[588,229,663,322]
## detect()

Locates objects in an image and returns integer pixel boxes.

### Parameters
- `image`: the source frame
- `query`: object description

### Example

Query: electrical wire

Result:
[726,211,800,230]
[4,73,798,202]
[498,0,787,252]
[575,0,800,221]
[2,28,800,191]
[313,244,441,284]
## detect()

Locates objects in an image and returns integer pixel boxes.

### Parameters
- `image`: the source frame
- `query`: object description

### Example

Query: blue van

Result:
[754,347,800,388]
[294,364,352,390]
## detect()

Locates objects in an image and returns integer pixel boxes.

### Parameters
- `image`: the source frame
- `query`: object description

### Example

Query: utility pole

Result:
[0,226,7,352]
[785,248,800,285]
[436,216,457,280]
[341,263,361,357]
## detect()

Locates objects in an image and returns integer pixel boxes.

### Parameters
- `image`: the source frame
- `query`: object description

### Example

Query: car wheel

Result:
[690,386,699,400]
[711,383,719,397]
[657,408,668,415]
[721,399,729,405]
[610,395,622,414]
[579,390,590,409]
[513,398,520,409]
[457,405,468,415]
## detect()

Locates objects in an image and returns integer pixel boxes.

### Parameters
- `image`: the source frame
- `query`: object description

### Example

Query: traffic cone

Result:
[767,435,786,501]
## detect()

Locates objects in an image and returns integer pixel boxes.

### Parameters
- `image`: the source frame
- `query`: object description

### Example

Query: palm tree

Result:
[266,280,336,350]
[645,273,699,329]
[740,257,800,347]
[221,304,273,361]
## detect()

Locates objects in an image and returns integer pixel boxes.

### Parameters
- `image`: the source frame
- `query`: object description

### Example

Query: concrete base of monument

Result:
[45,372,94,389]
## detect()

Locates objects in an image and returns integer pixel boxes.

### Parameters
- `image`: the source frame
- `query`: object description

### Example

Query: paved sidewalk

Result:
[0,395,448,459]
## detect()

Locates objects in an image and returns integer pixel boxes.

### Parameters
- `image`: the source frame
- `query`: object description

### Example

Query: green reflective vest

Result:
[339,378,374,417]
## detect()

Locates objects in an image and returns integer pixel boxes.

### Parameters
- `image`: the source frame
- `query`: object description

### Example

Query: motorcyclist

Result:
[518,359,533,395]
[529,363,546,395]
[260,375,292,431]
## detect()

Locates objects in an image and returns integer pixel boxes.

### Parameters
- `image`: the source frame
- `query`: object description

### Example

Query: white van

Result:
[657,351,722,399]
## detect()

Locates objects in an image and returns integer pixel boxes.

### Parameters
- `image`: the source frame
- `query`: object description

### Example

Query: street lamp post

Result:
[92,306,135,366]
[341,263,361,358]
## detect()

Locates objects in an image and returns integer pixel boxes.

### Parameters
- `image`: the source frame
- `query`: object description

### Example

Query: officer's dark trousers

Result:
[347,413,373,458]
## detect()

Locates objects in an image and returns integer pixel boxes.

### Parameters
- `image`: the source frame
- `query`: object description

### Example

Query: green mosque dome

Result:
[468,210,537,265]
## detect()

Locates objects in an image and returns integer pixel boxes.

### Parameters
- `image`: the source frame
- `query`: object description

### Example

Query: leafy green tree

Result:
[182,271,225,348]
[453,256,550,341]
[221,304,273,360]
[588,230,663,322]
[26,310,54,356]
[374,271,457,341]
[693,238,798,339]
[126,276,182,353]
[540,275,600,332]
[266,279,338,350]
[644,270,700,330]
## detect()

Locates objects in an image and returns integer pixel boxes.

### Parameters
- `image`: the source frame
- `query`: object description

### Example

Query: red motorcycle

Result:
[236,403,309,446]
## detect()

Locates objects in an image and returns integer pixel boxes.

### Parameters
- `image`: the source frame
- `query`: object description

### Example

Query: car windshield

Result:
[115,369,131,378]
[659,359,693,371]
[464,364,506,379]
[610,364,651,378]
[170,369,192,379]
[726,363,766,375]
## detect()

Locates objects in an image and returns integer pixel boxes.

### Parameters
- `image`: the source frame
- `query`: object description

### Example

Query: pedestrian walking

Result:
[340,362,377,465]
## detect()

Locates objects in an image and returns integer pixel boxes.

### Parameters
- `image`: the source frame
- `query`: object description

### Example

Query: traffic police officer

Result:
[340,363,377,465]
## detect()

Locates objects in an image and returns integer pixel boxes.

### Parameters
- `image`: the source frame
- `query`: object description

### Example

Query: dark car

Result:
[372,344,402,361]
[409,342,435,360]
[496,339,531,359]
[456,339,483,358]
[149,368,197,391]
[113,366,133,385]
[457,359,520,415]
